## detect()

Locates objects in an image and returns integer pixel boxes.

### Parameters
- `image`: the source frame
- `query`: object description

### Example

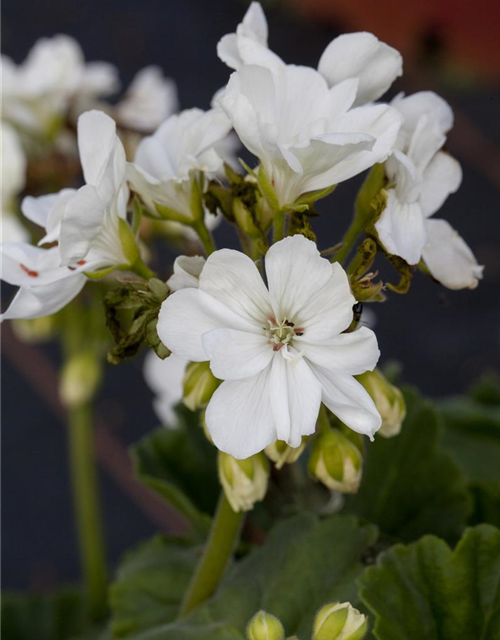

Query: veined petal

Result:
[318,32,402,105]
[205,365,277,459]
[375,190,427,265]
[265,236,355,340]
[301,326,380,374]
[311,365,382,437]
[202,328,273,380]
[419,151,462,217]
[422,219,484,290]
[200,249,272,325]
[269,353,322,447]
[78,110,118,186]
[158,288,259,362]
[1,273,86,321]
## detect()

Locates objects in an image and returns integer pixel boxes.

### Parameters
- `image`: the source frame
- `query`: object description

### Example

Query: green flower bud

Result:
[356,369,406,438]
[265,437,308,469]
[247,610,285,640]
[182,361,220,411]
[233,197,260,237]
[60,352,102,408]
[308,429,362,494]
[218,452,269,512]
[12,316,57,344]
[313,602,367,640]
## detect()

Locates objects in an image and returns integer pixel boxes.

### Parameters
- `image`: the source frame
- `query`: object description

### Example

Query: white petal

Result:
[419,152,462,217]
[393,91,454,137]
[301,326,380,374]
[143,351,186,426]
[422,219,483,290]
[202,328,273,380]
[205,364,276,458]
[158,288,260,362]
[239,2,268,42]
[200,249,272,325]
[269,354,322,446]
[318,32,402,105]
[265,236,355,339]
[77,110,118,186]
[311,365,381,437]
[1,274,86,321]
[167,255,205,291]
[375,190,427,264]
[1,243,72,286]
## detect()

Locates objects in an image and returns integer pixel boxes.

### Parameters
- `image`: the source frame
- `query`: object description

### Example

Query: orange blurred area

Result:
[298,0,500,80]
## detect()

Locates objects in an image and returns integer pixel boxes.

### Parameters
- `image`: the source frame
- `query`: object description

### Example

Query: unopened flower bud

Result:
[182,361,220,411]
[308,429,362,494]
[60,352,102,408]
[313,602,367,640]
[233,197,260,237]
[12,316,56,344]
[218,452,269,512]
[356,369,406,437]
[265,437,308,469]
[247,610,285,640]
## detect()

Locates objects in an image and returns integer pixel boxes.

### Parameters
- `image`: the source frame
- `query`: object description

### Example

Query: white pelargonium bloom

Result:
[221,63,402,208]
[115,66,178,133]
[1,122,29,243]
[375,92,483,289]
[1,110,134,320]
[158,235,381,459]
[2,35,118,136]
[218,2,402,106]
[143,351,186,427]
[127,108,232,222]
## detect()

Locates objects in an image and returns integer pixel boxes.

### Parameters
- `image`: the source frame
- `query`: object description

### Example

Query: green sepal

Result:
[257,165,280,212]
[118,217,140,266]
[295,184,336,206]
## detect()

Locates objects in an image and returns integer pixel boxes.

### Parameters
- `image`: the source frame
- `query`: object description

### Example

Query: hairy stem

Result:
[179,493,244,616]
[68,401,108,621]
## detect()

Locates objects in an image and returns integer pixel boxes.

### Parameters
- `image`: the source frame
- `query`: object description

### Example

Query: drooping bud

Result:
[308,429,362,494]
[313,602,367,640]
[59,351,102,408]
[218,452,269,512]
[247,610,285,640]
[265,438,308,469]
[356,369,406,437]
[182,361,220,411]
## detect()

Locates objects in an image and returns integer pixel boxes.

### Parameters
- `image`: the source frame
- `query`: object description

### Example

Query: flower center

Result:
[265,317,304,352]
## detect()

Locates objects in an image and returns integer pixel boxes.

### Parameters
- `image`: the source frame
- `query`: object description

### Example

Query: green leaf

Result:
[131,406,219,534]
[359,524,500,640]
[110,536,199,638]
[1,587,93,640]
[126,514,377,639]
[349,387,472,542]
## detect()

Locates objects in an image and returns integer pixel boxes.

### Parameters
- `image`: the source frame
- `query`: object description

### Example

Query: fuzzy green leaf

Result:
[359,524,500,640]
[349,387,472,542]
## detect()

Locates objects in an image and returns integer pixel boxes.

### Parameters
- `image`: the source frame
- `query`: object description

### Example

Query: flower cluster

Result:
[1,2,484,476]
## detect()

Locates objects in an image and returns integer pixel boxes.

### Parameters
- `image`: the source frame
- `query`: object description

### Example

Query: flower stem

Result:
[273,210,286,242]
[130,258,155,280]
[330,216,364,266]
[179,492,244,616]
[193,219,216,255]
[68,401,108,621]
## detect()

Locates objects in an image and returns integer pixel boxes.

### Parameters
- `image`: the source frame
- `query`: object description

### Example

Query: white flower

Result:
[1,110,134,320]
[218,3,402,106]
[143,351,186,427]
[115,66,178,133]
[1,122,29,243]
[375,91,483,289]
[158,235,381,459]
[167,255,206,291]
[2,35,118,136]
[127,108,232,222]
[221,63,402,208]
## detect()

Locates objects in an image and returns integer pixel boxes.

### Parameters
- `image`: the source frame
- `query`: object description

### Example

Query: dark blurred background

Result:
[2,0,500,593]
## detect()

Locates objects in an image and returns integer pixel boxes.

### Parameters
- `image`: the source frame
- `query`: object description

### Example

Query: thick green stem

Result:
[130,258,155,280]
[331,216,364,266]
[273,210,286,243]
[68,402,108,621]
[193,219,216,256]
[179,493,244,616]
